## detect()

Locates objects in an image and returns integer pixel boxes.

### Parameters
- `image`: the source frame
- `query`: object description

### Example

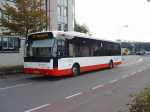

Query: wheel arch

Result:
[72,62,80,69]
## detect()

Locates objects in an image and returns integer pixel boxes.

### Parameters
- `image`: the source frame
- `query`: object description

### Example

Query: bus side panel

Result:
[58,56,122,73]
[24,56,122,76]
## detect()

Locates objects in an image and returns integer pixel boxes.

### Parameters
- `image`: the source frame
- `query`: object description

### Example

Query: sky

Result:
[75,0,150,42]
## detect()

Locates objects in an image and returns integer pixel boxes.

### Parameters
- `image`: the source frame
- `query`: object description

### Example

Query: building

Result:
[121,41,150,55]
[46,0,75,31]
[0,0,75,68]
[0,0,24,68]
[0,0,75,32]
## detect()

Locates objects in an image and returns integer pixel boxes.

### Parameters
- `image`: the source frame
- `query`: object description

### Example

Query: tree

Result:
[74,21,89,33]
[0,0,47,38]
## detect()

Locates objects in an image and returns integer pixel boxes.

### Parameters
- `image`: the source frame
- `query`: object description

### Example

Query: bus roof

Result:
[29,31,119,44]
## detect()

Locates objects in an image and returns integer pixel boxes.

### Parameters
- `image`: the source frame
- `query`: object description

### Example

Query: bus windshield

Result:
[26,38,55,57]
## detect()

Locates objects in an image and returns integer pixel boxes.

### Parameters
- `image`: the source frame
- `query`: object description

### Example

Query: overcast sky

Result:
[75,0,150,42]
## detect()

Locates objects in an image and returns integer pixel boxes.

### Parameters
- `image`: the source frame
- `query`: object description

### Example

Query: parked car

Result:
[144,51,150,55]
[136,51,145,55]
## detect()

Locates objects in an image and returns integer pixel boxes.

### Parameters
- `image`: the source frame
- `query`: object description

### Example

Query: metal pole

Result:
[45,0,48,31]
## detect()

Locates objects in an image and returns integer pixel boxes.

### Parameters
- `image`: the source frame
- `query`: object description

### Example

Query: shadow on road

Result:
[26,68,111,82]
[26,75,72,82]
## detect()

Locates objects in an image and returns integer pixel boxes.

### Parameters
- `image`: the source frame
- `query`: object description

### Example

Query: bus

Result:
[24,31,122,77]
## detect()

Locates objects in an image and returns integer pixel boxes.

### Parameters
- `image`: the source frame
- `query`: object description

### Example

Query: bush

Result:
[129,88,150,112]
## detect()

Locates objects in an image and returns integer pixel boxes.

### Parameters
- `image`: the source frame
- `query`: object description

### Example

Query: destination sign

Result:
[30,33,49,39]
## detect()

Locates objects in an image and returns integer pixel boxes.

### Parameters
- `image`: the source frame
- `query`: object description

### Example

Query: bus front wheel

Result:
[72,65,80,77]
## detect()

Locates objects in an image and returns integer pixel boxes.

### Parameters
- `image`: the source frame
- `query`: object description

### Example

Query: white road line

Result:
[130,72,137,76]
[92,84,104,90]
[24,104,50,112]
[65,92,83,100]
[0,83,32,90]
[137,58,143,63]
[143,68,148,71]
[121,75,129,79]
[108,79,119,84]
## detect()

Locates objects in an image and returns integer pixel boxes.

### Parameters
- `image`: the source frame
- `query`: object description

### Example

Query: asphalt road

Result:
[1,55,150,112]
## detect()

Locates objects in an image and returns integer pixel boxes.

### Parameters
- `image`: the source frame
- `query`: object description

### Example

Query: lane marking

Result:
[92,84,104,90]
[121,75,129,79]
[0,83,32,90]
[137,58,143,63]
[130,72,137,76]
[143,68,148,71]
[24,104,50,112]
[108,79,119,84]
[65,92,83,100]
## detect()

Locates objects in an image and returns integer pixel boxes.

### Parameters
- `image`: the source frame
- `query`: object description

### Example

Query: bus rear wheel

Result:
[109,61,114,69]
[72,65,80,77]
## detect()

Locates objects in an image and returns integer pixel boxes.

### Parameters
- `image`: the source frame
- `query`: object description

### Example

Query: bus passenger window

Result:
[69,43,75,57]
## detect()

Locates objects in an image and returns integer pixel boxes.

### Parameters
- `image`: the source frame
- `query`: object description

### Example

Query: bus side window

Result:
[69,43,75,57]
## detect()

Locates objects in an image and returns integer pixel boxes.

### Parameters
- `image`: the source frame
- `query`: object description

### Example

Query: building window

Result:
[2,37,9,49]
[0,36,20,53]
[64,24,68,31]
[58,24,62,31]
[8,38,15,49]
[64,0,68,6]
[57,6,61,17]
[57,0,61,5]
[64,7,68,17]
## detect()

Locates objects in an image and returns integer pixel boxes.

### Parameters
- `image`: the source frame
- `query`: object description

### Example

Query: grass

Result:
[129,87,150,112]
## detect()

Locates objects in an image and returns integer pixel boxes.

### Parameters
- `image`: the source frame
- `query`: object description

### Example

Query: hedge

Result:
[129,87,150,112]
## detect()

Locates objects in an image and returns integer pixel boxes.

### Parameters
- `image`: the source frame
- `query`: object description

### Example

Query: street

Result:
[1,55,150,112]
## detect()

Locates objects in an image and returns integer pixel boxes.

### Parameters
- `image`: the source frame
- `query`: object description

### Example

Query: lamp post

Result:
[45,0,48,31]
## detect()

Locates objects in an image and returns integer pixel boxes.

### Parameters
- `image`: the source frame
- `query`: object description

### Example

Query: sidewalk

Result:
[0,73,25,80]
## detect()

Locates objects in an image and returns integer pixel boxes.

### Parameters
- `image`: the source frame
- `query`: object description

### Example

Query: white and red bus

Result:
[24,31,122,77]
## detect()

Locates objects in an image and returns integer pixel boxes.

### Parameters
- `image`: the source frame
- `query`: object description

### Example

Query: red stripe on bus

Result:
[24,68,72,77]
[80,64,109,73]
[24,61,122,77]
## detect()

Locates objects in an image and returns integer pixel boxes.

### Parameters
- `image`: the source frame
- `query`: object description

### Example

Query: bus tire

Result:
[109,60,114,69]
[72,64,80,77]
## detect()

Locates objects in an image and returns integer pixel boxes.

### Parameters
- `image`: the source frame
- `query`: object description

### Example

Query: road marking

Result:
[65,92,83,100]
[143,68,148,71]
[24,104,50,112]
[92,84,104,90]
[108,79,119,84]
[0,83,32,90]
[130,72,137,76]
[121,75,129,79]
[137,58,143,63]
